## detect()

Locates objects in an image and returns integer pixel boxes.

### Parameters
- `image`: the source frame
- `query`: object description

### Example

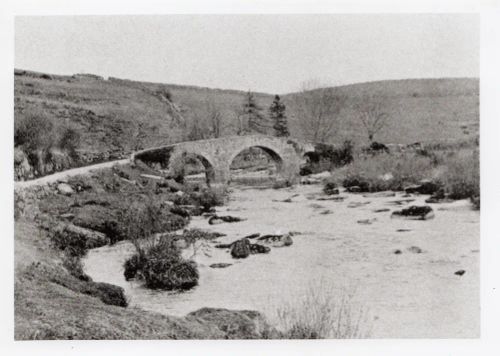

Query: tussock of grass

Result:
[266,283,371,339]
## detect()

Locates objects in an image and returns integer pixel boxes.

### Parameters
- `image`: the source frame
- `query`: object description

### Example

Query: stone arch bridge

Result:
[132,135,315,186]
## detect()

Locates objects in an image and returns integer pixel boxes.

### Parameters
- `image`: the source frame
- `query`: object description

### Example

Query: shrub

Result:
[14,109,54,151]
[303,141,354,175]
[196,188,225,210]
[121,197,189,243]
[57,125,81,156]
[123,254,143,281]
[124,237,199,290]
[440,150,479,200]
[50,225,88,257]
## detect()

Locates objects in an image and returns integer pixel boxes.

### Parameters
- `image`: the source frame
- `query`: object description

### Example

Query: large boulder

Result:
[230,238,251,259]
[391,205,435,220]
[187,308,280,339]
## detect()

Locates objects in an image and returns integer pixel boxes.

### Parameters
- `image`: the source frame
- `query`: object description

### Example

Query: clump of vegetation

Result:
[328,146,480,207]
[173,187,226,211]
[14,108,54,152]
[440,149,479,200]
[301,141,354,175]
[121,199,200,290]
[333,151,436,192]
[124,237,199,290]
[50,224,91,257]
[267,283,371,339]
[14,109,83,179]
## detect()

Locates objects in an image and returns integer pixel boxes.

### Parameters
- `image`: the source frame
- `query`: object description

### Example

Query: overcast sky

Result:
[15,14,479,94]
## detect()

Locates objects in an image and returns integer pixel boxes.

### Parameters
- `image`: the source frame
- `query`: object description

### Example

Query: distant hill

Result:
[14,69,479,163]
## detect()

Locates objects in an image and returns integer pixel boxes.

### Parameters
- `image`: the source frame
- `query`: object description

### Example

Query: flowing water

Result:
[83,183,479,338]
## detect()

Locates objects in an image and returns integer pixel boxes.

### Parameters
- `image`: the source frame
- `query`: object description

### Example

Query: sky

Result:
[15,14,479,94]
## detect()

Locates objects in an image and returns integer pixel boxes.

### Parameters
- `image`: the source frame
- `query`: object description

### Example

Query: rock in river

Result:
[230,238,251,259]
[407,246,423,254]
[404,180,441,195]
[209,215,245,225]
[391,205,434,220]
[210,263,232,269]
[257,233,293,247]
[249,243,271,254]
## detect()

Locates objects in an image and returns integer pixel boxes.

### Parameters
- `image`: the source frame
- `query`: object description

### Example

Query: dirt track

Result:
[14,159,129,189]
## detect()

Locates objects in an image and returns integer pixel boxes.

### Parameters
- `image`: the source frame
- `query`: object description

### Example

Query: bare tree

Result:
[235,111,250,136]
[293,80,346,143]
[205,97,225,138]
[184,96,227,141]
[355,99,389,142]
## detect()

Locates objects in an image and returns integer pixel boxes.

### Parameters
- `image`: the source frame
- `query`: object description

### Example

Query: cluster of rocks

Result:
[213,233,294,260]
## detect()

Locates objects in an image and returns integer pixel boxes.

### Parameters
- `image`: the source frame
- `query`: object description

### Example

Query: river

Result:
[83,183,479,338]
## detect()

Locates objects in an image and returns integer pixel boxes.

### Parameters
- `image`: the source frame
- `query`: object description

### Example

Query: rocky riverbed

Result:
[84,183,479,338]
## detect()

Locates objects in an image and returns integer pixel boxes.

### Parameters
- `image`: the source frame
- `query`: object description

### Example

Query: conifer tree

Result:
[269,95,290,137]
[241,91,269,134]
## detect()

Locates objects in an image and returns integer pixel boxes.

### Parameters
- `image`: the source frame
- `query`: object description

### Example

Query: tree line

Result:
[185,82,388,143]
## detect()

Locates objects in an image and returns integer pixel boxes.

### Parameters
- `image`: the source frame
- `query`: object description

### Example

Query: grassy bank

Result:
[324,143,479,207]
[15,164,276,340]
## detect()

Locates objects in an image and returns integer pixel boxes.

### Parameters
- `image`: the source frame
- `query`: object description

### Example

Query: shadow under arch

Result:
[169,151,216,186]
[228,145,285,184]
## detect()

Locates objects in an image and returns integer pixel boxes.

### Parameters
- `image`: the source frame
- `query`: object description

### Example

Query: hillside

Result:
[14,69,479,179]
[284,78,479,145]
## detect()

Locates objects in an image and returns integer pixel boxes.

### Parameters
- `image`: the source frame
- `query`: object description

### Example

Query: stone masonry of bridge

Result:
[132,135,315,186]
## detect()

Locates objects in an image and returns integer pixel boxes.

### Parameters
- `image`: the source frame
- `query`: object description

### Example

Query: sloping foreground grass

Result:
[14,220,278,340]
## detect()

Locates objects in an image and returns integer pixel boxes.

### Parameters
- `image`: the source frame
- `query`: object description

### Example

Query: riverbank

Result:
[14,164,279,340]
[84,183,479,338]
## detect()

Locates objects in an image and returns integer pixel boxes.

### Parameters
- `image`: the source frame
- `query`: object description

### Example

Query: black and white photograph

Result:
[3,0,500,354]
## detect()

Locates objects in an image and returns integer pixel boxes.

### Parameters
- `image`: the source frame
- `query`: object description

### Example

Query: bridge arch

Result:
[167,150,216,185]
[229,145,284,171]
